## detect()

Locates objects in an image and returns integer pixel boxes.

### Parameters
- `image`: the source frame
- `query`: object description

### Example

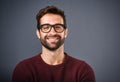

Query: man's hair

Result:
[36,6,67,29]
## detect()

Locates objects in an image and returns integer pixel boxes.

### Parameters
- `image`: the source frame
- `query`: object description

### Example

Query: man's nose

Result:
[49,27,56,34]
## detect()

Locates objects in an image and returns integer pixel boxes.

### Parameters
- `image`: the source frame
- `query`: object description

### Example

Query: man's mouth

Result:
[46,36,60,42]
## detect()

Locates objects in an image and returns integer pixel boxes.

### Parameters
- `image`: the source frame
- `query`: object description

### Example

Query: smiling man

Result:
[12,6,95,82]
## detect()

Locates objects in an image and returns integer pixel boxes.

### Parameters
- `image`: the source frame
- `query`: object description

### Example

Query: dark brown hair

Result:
[36,6,67,29]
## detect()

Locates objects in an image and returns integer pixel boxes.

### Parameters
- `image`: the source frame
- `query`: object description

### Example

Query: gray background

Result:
[0,0,120,82]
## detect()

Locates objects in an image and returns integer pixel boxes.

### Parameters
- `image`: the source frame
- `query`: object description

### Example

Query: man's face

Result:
[36,14,68,51]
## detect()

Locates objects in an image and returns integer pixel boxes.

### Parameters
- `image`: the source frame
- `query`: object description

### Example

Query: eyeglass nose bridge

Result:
[49,25,58,32]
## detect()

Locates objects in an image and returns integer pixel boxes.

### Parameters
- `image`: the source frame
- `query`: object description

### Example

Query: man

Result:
[12,6,95,82]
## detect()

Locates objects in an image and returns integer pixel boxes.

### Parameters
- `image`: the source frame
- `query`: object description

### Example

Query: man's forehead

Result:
[40,14,64,25]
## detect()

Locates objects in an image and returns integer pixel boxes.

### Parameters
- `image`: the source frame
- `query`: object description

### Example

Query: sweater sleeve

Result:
[80,62,96,82]
[12,61,33,82]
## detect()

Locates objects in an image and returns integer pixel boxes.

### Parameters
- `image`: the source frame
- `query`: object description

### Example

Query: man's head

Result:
[36,6,67,29]
[36,6,68,51]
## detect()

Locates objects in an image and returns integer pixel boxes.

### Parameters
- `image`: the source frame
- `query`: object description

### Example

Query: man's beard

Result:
[40,35,65,51]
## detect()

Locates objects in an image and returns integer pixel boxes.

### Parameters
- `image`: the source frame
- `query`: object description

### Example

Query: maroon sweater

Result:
[12,53,95,82]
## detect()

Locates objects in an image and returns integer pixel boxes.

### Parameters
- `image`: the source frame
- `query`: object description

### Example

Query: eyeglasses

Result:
[39,24,66,33]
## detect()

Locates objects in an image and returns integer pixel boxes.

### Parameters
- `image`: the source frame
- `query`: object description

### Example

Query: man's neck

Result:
[41,45,65,65]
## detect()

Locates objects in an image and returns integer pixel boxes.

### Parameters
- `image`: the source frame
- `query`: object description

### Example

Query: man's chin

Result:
[46,46,59,51]
[40,37,65,51]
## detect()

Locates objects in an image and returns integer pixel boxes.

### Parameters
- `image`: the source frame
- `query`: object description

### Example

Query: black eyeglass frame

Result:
[38,23,67,33]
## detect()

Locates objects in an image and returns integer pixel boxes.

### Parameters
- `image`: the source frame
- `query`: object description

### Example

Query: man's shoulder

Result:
[66,53,84,64]
[66,53,96,82]
[66,53,92,69]
[16,53,41,67]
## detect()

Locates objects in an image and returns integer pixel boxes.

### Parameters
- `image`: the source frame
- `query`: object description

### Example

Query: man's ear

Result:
[65,28,68,38]
[36,29,40,39]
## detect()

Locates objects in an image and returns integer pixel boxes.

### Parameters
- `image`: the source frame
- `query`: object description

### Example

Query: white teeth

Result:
[48,38,57,40]
[48,36,58,39]
[47,37,58,42]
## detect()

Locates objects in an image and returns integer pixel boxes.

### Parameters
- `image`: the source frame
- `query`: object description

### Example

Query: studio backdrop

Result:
[0,0,120,82]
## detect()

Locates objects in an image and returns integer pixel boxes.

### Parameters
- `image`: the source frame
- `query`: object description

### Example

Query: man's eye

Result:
[42,26,50,30]
[55,25,63,30]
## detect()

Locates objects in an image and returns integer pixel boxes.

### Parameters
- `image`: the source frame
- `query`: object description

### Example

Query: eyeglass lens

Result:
[40,24,65,33]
